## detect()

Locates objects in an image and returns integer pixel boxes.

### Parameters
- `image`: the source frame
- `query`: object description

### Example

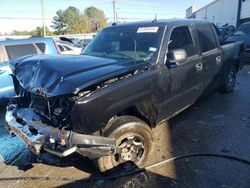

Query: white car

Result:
[56,42,82,55]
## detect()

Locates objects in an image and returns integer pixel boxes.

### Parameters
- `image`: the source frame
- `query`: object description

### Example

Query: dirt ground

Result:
[0,66,250,188]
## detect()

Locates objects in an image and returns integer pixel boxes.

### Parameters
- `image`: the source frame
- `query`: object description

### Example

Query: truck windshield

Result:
[82,26,165,63]
[234,23,250,36]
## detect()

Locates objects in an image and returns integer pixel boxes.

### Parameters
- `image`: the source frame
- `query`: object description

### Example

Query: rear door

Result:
[195,23,222,89]
[1,43,44,99]
[158,25,203,119]
[0,45,16,99]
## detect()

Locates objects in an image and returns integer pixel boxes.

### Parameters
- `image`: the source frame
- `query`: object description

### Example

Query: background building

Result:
[186,0,250,27]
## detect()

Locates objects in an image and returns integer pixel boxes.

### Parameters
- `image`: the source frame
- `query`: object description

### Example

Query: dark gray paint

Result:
[9,19,244,136]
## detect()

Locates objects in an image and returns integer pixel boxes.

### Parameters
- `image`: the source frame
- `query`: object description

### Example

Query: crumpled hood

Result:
[12,55,147,96]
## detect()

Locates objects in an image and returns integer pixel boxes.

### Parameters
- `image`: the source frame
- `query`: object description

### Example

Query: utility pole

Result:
[40,0,46,36]
[112,0,116,23]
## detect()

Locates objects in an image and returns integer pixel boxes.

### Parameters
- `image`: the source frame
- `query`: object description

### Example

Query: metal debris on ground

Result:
[196,120,207,125]
[241,117,247,121]
[212,115,225,119]
[221,147,231,153]
[192,139,199,142]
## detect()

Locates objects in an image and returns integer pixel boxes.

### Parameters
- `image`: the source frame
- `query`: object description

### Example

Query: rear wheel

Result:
[220,64,236,93]
[95,116,154,172]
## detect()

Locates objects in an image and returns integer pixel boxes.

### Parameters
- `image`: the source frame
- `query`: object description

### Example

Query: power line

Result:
[118,17,155,20]
[118,11,184,16]
[117,2,156,8]
[0,17,51,20]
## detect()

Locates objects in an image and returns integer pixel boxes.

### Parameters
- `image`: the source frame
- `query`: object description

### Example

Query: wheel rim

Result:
[228,69,236,89]
[112,134,146,167]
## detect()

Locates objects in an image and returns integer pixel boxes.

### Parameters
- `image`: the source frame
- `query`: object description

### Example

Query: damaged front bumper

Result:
[5,105,115,159]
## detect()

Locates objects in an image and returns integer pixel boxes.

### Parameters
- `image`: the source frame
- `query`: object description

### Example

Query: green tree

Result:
[10,27,53,37]
[51,9,66,34]
[84,6,107,32]
[51,6,91,35]
[30,26,53,37]
[11,30,31,35]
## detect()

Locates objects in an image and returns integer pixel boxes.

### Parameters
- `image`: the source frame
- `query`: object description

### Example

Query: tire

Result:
[95,116,154,172]
[220,64,236,93]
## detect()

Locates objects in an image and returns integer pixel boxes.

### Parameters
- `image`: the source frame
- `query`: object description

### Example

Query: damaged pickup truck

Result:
[6,19,244,172]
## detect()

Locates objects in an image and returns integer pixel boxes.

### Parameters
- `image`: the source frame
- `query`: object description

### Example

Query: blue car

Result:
[227,22,250,63]
[0,37,59,100]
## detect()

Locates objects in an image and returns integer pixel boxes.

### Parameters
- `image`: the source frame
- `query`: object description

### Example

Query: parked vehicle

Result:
[56,40,82,55]
[227,21,250,63]
[59,37,91,48]
[0,37,59,99]
[5,19,244,172]
[79,39,91,49]
[217,25,235,42]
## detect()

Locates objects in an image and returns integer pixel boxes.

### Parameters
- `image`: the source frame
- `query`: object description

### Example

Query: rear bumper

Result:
[5,105,115,158]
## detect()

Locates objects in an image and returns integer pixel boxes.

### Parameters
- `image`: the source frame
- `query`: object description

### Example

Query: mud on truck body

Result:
[6,19,244,172]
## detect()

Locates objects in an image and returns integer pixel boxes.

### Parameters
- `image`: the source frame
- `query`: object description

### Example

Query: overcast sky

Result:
[0,0,212,34]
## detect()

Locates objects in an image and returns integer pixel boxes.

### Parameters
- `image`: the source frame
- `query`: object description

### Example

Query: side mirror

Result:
[167,49,187,66]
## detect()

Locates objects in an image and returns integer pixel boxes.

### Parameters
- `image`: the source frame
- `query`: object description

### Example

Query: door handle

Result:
[196,63,203,72]
[216,56,221,65]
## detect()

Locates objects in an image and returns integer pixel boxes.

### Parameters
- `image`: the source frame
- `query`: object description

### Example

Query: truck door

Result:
[158,25,203,119]
[195,23,222,90]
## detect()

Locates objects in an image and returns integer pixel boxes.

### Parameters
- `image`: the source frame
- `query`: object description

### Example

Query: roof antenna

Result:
[153,14,157,23]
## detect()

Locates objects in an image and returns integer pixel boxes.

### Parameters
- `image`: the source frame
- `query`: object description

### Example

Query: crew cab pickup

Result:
[5,19,244,172]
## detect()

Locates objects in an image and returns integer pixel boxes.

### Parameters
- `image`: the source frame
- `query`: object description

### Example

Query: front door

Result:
[157,25,203,120]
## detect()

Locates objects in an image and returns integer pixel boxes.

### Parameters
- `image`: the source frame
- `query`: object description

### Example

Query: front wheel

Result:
[95,116,154,172]
[220,64,236,93]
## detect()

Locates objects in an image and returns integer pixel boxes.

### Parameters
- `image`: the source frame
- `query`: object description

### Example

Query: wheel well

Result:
[116,106,152,127]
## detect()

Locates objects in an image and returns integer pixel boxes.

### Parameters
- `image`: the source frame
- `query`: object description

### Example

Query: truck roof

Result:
[0,37,54,45]
[106,19,210,29]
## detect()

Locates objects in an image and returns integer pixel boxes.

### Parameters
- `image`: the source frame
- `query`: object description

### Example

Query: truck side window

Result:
[168,26,196,57]
[195,24,217,53]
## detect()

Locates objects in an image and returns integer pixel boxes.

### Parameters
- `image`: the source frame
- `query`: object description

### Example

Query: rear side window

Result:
[5,43,38,60]
[196,24,217,53]
[35,43,46,53]
[64,46,72,51]
[168,26,196,57]
[58,45,65,51]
